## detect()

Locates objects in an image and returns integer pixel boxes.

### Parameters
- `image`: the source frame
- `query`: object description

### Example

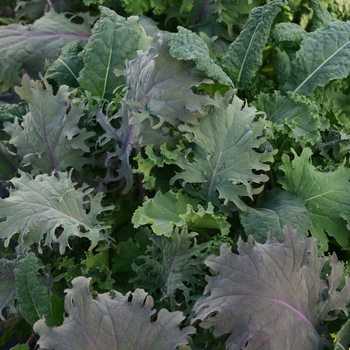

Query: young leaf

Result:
[171,90,276,211]
[34,276,195,350]
[132,190,230,236]
[0,170,114,254]
[78,6,142,100]
[169,26,233,87]
[334,318,350,350]
[4,74,95,174]
[308,0,334,31]
[0,9,91,92]
[240,187,312,243]
[132,227,211,310]
[222,0,287,89]
[279,147,350,249]
[283,20,350,95]
[253,91,326,145]
[193,225,350,350]
[14,252,53,327]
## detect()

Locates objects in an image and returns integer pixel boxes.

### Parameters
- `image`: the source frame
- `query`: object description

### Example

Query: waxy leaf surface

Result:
[0,170,113,254]
[193,225,350,350]
[34,276,195,350]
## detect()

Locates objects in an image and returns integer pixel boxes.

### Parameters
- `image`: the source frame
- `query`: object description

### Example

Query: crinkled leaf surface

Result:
[0,170,113,254]
[132,190,230,236]
[193,225,350,350]
[170,26,233,87]
[0,9,91,92]
[14,252,53,327]
[308,0,334,31]
[4,74,95,173]
[279,147,350,249]
[34,276,195,350]
[222,0,287,88]
[254,91,326,145]
[78,6,142,100]
[240,187,312,243]
[273,22,307,43]
[283,20,350,95]
[132,228,211,310]
[171,91,276,211]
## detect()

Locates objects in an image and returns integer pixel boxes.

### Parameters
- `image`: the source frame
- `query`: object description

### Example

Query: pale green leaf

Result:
[0,9,91,92]
[193,225,350,349]
[78,6,141,100]
[34,276,195,350]
[132,190,230,236]
[279,148,350,249]
[334,319,350,350]
[4,74,95,174]
[222,0,287,88]
[240,187,312,242]
[283,20,350,95]
[170,26,233,87]
[171,90,276,211]
[14,252,53,327]
[132,227,211,310]
[10,345,30,350]
[254,91,326,145]
[0,170,114,254]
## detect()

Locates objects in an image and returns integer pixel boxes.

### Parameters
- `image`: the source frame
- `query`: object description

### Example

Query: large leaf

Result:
[0,170,114,254]
[221,0,287,89]
[96,34,215,193]
[240,187,312,243]
[169,26,233,87]
[171,90,276,211]
[279,147,350,249]
[283,20,350,95]
[253,91,326,145]
[3,74,95,174]
[34,276,195,350]
[78,6,142,100]
[132,228,211,310]
[0,9,91,93]
[132,190,230,236]
[193,225,350,350]
[14,253,54,327]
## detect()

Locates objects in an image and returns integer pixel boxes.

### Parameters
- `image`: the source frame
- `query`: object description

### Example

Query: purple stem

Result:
[0,270,15,280]
[199,0,209,22]
[43,124,57,171]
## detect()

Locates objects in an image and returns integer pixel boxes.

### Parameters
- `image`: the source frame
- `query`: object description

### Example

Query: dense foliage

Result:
[1,0,350,349]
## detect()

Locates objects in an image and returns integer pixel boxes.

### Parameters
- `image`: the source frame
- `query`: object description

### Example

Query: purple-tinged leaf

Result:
[193,225,350,350]
[34,276,195,350]
[0,9,92,92]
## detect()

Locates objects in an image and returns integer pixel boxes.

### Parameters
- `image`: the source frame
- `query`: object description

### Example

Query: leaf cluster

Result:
[1,1,350,349]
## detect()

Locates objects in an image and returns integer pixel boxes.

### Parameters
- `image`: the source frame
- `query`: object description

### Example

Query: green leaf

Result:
[279,148,350,249]
[273,22,307,43]
[78,6,142,100]
[193,225,350,349]
[0,170,114,254]
[132,190,230,236]
[254,91,326,145]
[222,0,287,89]
[334,319,350,350]
[132,227,211,310]
[4,74,95,174]
[170,26,233,87]
[45,41,84,88]
[283,20,350,95]
[10,345,30,350]
[171,90,276,211]
[240,187,312,243]
[0,9,91,92]
[0,103,26,125]
[14,252,53,327]
[34,276,195,349]
[308,0,334,31]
